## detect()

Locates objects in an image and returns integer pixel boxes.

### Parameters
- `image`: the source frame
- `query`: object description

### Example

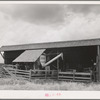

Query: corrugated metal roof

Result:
[0,38,100,51]
[13,49,45,62]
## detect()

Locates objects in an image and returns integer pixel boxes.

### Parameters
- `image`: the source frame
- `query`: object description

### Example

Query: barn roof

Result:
[0,38,100,51]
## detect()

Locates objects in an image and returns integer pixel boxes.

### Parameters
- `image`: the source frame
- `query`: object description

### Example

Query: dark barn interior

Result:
[43,46,97,72]
[3,46,97,72]
[4,50,25,64]
[60,46,97,72]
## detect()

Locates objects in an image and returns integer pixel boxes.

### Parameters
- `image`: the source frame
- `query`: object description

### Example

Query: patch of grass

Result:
[0,78,99,90]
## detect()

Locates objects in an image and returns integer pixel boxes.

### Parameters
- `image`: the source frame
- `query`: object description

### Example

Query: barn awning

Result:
[13,49,45,62]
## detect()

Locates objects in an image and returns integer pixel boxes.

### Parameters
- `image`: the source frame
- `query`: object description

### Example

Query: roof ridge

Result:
[2,38,100,47]
[1,38,100,51]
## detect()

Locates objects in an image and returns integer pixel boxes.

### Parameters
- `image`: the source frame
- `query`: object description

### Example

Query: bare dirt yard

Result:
[0,78,100,90]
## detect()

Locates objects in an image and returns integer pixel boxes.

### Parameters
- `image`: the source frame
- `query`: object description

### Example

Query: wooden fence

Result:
[3,67,30,80]
[31,70,58,79]
[58,70,92,82]
[2,67,58,81]
[1,65,92,82]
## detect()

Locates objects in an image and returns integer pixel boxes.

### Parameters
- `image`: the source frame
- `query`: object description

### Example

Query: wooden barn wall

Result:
[97,45,100,82]
[4,50,25,64]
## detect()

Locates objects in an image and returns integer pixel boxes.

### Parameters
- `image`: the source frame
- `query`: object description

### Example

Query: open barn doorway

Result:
[44,46,97,81]
[60,46,97,72]
[57,46,97,82]
[45,46,97,72]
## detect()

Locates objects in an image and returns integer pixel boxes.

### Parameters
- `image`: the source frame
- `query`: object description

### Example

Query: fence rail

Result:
[2,66,58,81]
[58,70,92,82]
[1,65,93,82]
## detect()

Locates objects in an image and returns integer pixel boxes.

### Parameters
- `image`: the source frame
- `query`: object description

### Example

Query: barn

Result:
[0,38,100,82]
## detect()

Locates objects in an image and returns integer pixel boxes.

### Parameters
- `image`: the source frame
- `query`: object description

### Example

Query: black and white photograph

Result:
[0,2,100,98]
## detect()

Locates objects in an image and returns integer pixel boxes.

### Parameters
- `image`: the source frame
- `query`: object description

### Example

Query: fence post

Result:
[15,68,16,76]
[73,70,76,81]
[45,70,47,79]
[90,70,92,82]
[15,65,17,76]
[57,70,59,80]
[29,69,32,82]
[51,70,54,78]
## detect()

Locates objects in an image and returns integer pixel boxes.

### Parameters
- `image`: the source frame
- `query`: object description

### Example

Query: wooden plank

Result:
[15,71,30,75]
[59,72,73,75]
[31,75,57,79]
[57,53,59,80]
[31,77,45,79]
[17,69,30,73]
[97,45,100,82]
[31,74,45,77]
[75,72,91,76]
[74,80,91,82]
[32,70,57,72]
[58,76,73,79]
[7,68,30,74]
[75,77,91,80]
[7,71,30,75]
[58,79,73,81]
[6,68,15,71]
[29,70,31,81]
[59,71,91,76]
[58,78,91,82]
[59,75,91,79]
[73,70,76,81]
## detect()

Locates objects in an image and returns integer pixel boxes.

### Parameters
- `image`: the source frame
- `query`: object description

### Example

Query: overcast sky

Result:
[0,4,100,62]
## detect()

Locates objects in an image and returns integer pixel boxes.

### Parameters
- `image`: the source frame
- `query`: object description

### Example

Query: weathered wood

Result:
[58,70,92,82]
[58,76,74,79]
[32,70,57,72]
[7,69,30,75]
[75,72,91,76]
[90,70,92,81]
[15,69,16,76]
[31,77,45,79]
[59,72,74,75]
[97,45,100,82]
[3,67,17,79]
[16,69,30,73]
[74,77,91,80]
[29,70,32,81]
[31,74,45,77]
[59,72,91,76]
[15,71,30,75]
[58,78,73,81]
[57,55,59,80]
[73,70,76,80]
[59,76,91,80]
[96,46,99,81]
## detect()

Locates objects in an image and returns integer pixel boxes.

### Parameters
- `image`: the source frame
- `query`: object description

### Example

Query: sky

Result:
[0,4,100,62]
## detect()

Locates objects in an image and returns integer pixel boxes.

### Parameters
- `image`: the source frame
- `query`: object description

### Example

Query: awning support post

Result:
[57,52,59,80]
